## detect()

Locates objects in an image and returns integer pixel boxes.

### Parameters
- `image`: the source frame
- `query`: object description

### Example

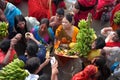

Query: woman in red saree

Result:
[28,0,66,21]
[94,0,115,20]
[110,3,120,31]
[73,0,97,27]
[28,0,51,21]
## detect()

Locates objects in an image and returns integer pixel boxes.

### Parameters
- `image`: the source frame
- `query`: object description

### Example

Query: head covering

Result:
[72,65,98,80]
[78,0,97,7]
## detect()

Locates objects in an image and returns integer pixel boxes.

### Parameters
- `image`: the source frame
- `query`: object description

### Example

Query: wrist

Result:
[8,47,13,51]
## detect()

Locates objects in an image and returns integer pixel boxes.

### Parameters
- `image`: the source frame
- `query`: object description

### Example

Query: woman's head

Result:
[112,29,120,42]
[14,15,27,33]
[25,57,40,73]
[40,18,49,31]
[62,13,74,29]
[83,65,98,77]
[91,37,105,49]
[91,56,111,80]
[0,39,10,53]
[91,56,106,68]
[26,40,38,58]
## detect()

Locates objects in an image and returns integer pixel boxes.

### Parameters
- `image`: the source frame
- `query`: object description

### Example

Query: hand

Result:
[50,22,56,27]
[51,59,59,75]
[10,38,17,48]
[25,32,35,40]
[14,33,22,41]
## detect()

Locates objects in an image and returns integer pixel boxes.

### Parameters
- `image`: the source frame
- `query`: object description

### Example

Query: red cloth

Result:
[94,0,115,20]
[96,0,114,10]
[74,9,95,26]
[0,49,16,64]
[110,3,120,30]
[74,0,97,26]
[72,65,98,80]
[78,0,96,7]
[106,42,120,47]
[28,0,50,21]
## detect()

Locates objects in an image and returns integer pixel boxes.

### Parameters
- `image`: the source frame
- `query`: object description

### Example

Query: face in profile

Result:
[40,23,47,32]
[112,32,120,42]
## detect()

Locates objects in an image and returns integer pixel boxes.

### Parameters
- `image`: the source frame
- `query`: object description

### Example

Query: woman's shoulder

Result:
[73,26,79,32]
[56,25,63,31]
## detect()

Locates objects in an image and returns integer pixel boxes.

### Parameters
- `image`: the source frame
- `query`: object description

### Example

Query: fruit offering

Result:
[70,13,96,57]
[0,22,8,39]
[0,58,29,80]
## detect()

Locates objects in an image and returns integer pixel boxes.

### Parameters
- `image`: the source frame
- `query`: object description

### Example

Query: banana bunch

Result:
[0,22,8,39]
[71,13,96,57]
[114,11,120,25]
[0,58,29,80]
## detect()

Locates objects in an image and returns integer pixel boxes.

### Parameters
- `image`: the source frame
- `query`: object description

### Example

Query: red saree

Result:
[72,65,98,80]
[110,3,120,31]
[94,0,115,20]
[28,0,51,21]
[74,0,97,26]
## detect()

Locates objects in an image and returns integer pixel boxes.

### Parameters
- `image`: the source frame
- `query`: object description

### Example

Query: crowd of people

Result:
[0,0,120,80]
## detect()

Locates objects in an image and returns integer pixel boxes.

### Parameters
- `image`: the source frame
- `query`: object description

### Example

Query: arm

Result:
[25,32,41,45]
[35,58,50,74]
[101,27,113,36]
[51,59,58,80]
[2,38,16,66]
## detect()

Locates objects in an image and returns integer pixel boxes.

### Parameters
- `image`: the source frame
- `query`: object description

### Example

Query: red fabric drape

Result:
[28,0,50,21]
[72,65,97,80]
[110,3,120,30]
[106,42,120,47]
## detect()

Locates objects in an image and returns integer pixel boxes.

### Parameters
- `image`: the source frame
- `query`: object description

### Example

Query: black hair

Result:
[93,56,111,80]
[14,15,27,34]
[74,0,98,11]
[0,39,10,53]
[25,57,40,73]
[40,18,49,27]
[95,37,105,49]
[53,0,63,7]
[65,13,73,23]
[26,40,38,57]
[116,29,120,39]
[56,8,64,16]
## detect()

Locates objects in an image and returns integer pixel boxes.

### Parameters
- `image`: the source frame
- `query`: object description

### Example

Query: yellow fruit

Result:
[69,42,76,48]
